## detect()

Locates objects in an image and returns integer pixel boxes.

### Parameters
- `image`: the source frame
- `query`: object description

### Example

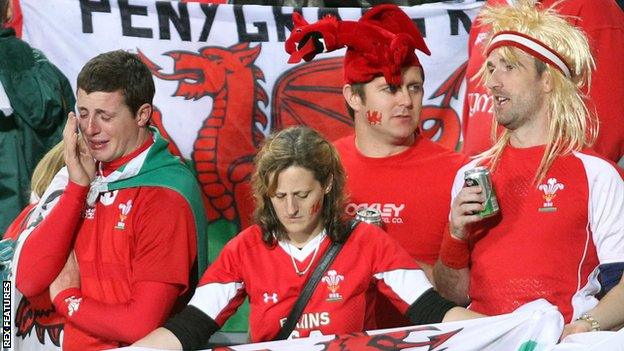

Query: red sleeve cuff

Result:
[439,226,470,269]
[65,181,90,198]
[53,287,83,318]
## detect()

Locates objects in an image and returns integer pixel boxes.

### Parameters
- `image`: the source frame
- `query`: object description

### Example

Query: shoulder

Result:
[572,151,624,182]
[136,186,192,203]
[413,137,469,166]
[130,188,196,222]
[347,222,390,245]
[225,225,266,251]
[333,134,355,153]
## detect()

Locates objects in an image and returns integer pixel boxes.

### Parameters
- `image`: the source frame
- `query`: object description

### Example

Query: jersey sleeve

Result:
[364,224,433,314]
[575,153,624,264]
[53,281,180,344]
[131,188,197,292]
[187,234,247,327]
[16,181,88,297]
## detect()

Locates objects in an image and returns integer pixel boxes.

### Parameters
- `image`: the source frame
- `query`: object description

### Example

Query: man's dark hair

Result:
[0,0,9,25]
[345,82,365,119]
[77,50,155,116]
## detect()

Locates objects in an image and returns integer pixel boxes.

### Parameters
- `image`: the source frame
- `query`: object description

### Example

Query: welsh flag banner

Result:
[17,0,482,339]
[117,300,624,350]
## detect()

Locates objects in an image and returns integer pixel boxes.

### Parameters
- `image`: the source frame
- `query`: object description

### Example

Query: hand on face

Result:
[449,185,486,240]
[49,251,81,302]
[63,112,96,187]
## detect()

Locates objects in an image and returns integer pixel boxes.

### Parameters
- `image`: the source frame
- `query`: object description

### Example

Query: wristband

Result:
[439,226,470,269]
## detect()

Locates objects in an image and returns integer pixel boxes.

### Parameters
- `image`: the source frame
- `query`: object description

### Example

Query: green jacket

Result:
[0,28,74,233]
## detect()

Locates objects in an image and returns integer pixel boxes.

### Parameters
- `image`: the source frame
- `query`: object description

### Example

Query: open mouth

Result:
[393,114,412,119]
[494,96,509,106]
[88,140,108,150]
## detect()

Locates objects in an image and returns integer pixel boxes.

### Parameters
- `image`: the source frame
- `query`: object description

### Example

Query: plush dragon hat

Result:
[285,4,431,86]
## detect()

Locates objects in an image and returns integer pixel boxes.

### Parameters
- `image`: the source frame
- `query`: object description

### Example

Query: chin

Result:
[93,153,115,163]
[392,130,416,141]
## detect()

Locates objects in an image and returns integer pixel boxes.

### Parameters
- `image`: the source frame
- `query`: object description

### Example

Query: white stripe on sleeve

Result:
[189,282,245,320]
[373,269,433,304]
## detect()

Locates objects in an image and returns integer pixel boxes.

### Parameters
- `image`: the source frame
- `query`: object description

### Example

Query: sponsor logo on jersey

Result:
[345,203,406,224]
[280,312,330,331]
[322,270,344,302]
[100,190,118,206]
[83,207,95,220]
[263,292,278,304]
[538,178,564,212]
[115,200,133,230]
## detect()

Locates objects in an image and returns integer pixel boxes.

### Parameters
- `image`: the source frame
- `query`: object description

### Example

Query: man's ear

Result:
[541,70,554,94]
[343,84,362,112]
[136,103,152,127]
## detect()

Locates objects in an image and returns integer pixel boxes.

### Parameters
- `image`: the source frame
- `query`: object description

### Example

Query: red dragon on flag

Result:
[139,43,464,234]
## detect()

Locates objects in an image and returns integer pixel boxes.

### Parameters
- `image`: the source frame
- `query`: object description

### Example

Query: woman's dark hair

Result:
[252,126,349,245]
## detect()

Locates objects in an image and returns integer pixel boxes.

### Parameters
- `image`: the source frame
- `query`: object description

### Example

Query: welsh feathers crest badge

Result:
[322,270,344,302]
[538,178,564,212]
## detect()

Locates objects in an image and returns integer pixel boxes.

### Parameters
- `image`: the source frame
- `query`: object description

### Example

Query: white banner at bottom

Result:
[119,299,624,350]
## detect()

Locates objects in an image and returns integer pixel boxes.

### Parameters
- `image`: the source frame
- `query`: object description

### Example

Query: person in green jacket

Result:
[0,0,75,233]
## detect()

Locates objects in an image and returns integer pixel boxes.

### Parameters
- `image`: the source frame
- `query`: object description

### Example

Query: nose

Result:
[286,196,299,216]
[83,115,100,135]
[396,87,413,108]
[486,70,502,91]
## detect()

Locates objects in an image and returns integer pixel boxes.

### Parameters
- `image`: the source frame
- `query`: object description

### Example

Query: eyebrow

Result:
[274,190,311,195]
[76,107,115,116]
[406,80,423,85]
[98,108,115,115]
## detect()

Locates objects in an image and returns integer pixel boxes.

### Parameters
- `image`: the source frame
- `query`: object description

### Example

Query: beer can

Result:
[464,167,500,218]
[355,207,383,227]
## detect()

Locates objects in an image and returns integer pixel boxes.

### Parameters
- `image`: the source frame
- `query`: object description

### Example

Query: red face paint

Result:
[310,200,322,215]
[367,110,382,125]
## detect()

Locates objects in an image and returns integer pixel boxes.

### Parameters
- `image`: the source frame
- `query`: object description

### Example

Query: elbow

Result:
[15,272,51,298]
[449,293,471,307]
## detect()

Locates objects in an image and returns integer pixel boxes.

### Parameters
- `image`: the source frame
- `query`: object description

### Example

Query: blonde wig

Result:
[31,140,66,200]
[474,0,597,184]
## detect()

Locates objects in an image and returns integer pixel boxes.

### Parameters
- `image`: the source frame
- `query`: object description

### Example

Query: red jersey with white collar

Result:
[189,223,432,342]
[453,147,624,321]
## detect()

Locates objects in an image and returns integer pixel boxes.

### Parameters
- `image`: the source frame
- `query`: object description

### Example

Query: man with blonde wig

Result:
[434,0,624,337]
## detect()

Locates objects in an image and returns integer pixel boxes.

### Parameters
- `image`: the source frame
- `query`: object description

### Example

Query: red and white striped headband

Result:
[487,30,572,78]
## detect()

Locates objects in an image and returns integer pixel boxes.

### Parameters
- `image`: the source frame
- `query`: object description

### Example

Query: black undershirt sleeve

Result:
[404,288,458,325]
[163,305,220,351]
